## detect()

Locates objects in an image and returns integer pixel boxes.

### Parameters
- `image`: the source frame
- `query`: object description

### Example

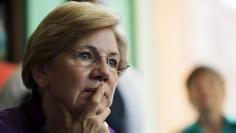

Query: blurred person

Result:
[182,66,236,133]
[0,65,30,109]
[0,62,17,89]
[0,1,129,133]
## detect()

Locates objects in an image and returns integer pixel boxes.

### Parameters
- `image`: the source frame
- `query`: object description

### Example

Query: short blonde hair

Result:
[22,1,128,89]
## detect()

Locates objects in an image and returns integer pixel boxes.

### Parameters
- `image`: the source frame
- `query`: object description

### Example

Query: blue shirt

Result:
[0,95,115,133]
[182,118,236,133]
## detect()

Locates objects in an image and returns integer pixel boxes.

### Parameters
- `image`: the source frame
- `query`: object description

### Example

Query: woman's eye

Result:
[108,58,118,68]
[75,51,93,61]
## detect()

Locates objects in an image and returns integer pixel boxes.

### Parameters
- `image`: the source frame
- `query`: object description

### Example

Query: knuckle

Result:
[91,97,100,106]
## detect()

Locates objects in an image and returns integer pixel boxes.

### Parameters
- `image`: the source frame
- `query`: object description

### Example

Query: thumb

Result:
[104,121,109,133]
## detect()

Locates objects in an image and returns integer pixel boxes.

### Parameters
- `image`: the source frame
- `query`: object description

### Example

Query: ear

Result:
[31,63,48,88]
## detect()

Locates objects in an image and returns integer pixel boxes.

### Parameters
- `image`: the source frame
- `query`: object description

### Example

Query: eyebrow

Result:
[77,45,120,57]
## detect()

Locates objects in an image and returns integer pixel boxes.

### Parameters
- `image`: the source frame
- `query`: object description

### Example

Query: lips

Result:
[83,88,97,95]
[82,86,108,98]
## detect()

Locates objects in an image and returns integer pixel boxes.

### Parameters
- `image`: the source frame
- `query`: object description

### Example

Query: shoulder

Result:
[109,127,116,133]
[0,107,27,132]
[224,117,236,131]
[182,122,199,133]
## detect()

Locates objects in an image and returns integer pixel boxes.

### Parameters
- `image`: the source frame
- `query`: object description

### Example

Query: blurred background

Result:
[0,0,236,132]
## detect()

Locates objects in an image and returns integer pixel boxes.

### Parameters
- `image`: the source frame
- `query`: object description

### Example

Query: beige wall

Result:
[154,0,196,132]
[136,0,236,132]
[135,0,197,132]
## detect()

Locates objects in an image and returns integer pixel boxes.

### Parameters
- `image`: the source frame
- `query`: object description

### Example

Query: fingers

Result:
[91,83,105,107]
[104,121,109,133]
[57,83,110,133]
[83,83,106,116]
[97,107,111,122]
[104,121,108,129]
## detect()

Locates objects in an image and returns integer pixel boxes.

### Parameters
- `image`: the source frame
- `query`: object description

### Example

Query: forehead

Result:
[189,71,223,86]
[194,71,218,80]
[71,28,119,54]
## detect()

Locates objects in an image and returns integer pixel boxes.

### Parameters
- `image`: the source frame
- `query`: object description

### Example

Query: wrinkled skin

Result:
[33,28,119,133]
[60,84,110,133]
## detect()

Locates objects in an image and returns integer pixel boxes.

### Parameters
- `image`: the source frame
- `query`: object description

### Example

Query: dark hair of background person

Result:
[186,66,225,89]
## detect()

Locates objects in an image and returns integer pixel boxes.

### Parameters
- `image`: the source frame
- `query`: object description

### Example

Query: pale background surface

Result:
[135,0,236,132]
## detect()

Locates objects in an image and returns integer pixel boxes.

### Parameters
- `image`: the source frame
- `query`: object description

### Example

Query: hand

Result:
[58,84,111,133]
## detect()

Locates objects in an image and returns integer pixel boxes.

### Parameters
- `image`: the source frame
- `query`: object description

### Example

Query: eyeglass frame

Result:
[60,49,130,74]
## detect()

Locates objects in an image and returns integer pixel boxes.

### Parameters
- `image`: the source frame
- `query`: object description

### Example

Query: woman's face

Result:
[43,28,119,115]
[188,72,225,114]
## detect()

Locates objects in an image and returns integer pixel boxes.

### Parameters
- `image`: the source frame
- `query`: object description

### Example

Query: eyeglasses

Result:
[62,49,129,74]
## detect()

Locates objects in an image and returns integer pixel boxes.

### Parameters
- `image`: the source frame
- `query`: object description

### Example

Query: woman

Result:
[0,1,129,133]
[182,66,236,133]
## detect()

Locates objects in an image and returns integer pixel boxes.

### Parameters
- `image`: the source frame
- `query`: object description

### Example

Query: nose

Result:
[198,85,212,97]
[90,60,110,82]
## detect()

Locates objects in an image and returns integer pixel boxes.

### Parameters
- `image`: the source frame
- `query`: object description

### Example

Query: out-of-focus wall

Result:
[135,0,159,132]
[26,0,66,38]
[143,0,236,132]
[153,0,196,132]
[135,0,193,132]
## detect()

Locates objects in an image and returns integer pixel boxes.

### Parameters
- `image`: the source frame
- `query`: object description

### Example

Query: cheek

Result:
[47,65,89,110]
[189,92,200,105]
